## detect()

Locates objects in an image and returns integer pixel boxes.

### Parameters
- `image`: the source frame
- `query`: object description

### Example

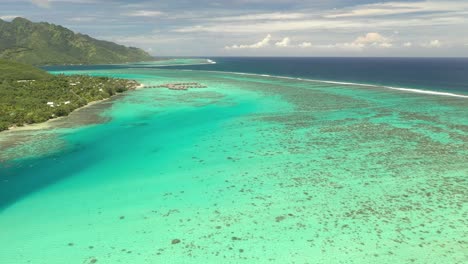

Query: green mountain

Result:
[0,59,51,80]
[0,17,153,65]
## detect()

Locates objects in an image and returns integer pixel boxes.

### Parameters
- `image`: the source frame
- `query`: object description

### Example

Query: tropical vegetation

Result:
[0,17,153,65]
[0,59,139,131]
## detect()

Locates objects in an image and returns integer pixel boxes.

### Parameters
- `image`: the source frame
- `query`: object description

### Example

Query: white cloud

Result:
[379,42,393,48]
[173,0,468,35]
[275,37,291,47]
[174,14,466,34]
[31,0,50,8]
[317,33,393,51]
[31,0,98,8]
[325,1,468,18]
[423,40,442,48]
[326,43,365,51]
[21,0,465,56]
[68,17,96,22]
[103,34,190,46]
[352,32,392,48]
[430,40,442,47]
[325,8,411,18]
[225,34,272,49]
[210,12,307,22]
[0,15,21,20]
[175,19,364,33]
[403,42,413,47]
[224,33,393,51]
[354,32,387,45]
[124,10,164,17]
[226,36,312,49]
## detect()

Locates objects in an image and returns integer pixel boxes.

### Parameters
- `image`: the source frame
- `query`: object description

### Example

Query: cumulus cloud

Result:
[353,32,391,47]
[226,35,315,49]
[323,33,392,50]
[275,37,291,47]
[428,40,442,47]
[339,32,393,49]
[318,33,393,51]
[420,40,442,48]
[225,34,272,49]
[31,0,50,8]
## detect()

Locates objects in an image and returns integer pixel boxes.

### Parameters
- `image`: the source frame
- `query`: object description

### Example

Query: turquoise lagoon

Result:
[0,67,467,263]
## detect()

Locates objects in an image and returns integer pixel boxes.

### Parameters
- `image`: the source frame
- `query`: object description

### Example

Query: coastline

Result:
[3,82,145,133]
[6,98,109,132]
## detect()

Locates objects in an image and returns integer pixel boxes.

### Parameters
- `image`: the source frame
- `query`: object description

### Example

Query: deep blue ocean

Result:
[44,57,468,94]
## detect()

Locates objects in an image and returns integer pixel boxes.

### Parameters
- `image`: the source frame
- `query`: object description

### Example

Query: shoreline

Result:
[5,98,109,132]
[3,82,145,133]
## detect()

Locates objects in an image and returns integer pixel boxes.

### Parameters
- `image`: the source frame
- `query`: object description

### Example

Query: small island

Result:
[0,59,140,131]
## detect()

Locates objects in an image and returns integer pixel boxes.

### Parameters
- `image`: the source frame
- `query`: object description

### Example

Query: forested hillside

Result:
[0,60,139,131]
[0,59,51,80]
[0,17,153,65]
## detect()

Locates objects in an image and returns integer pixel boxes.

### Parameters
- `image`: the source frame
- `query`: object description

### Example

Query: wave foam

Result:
[384,86,468,98]
[189,70,468,99]
[138,59,217,68]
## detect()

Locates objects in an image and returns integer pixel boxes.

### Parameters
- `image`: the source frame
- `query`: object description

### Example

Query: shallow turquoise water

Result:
[0,68,467,263]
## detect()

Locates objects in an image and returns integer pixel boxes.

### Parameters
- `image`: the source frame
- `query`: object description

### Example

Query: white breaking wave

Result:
[181,69,468,99]
[138,59,217,68]
[384,86,468,98]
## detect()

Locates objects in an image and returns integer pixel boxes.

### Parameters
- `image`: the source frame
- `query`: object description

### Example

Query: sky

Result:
[1,0,468,57]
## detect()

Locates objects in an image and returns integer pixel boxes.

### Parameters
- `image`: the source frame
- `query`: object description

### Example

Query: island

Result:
[0,17,156,131]
[0,59,140,131]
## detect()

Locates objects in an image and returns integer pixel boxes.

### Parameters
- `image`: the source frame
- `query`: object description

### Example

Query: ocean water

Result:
[44,57,468,94]
[168,57,468,94]
[1,59,467,263]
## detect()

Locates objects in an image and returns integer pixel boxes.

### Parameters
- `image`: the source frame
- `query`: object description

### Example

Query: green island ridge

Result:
[0,17,153,65]
[0,59,140,131]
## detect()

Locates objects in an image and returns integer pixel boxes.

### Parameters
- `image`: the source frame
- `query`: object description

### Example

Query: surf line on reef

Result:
[177,69,468,99]
[137,59,217,68]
